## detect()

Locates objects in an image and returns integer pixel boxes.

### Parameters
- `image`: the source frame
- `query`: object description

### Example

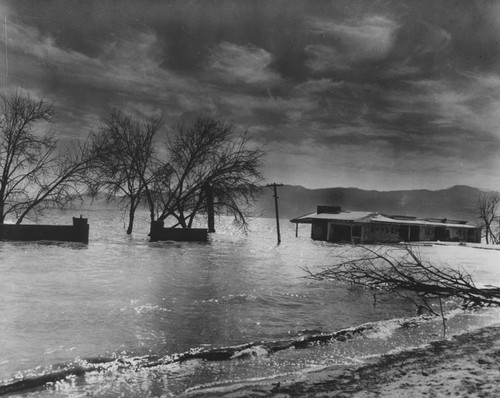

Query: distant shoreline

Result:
[185,324,500,397]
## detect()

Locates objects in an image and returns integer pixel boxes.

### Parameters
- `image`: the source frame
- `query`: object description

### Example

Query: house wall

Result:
[308,219,482,244]
[363,223,399,243]
[311,220,328,240]
[432,226,480,243]
[419,225,482,243]
[326,221,356,243]
[446,227,468,242]
[467,228,482,243]
[420,226,436,241]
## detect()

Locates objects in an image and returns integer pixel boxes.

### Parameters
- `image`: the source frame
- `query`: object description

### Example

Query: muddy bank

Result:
[185,325,500,397]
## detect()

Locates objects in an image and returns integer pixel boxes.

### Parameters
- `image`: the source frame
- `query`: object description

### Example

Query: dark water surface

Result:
[1,209,499,396]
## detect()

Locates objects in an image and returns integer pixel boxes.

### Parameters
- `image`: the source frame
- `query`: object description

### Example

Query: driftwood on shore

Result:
[0,324,373,396]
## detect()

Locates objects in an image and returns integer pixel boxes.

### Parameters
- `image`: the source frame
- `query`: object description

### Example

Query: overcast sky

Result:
[2,0,500,191]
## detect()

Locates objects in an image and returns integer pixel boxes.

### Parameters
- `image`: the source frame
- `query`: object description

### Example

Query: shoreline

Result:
[185,324,500,397]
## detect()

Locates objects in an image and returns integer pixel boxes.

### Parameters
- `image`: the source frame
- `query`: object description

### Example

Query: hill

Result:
[255,185,487,223]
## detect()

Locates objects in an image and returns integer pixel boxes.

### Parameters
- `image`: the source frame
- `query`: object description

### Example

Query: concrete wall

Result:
[150,221,208,242]
[0,217,89,243]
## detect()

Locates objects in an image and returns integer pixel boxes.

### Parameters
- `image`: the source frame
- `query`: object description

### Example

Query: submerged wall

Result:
[0,217,89,243]
[309,220,482,244]
[150,221,208,242]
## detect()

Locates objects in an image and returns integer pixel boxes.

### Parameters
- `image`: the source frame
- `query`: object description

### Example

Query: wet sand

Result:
[186,324,500,397]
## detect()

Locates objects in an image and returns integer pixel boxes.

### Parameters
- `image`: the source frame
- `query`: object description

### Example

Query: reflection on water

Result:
[1,209,499,396]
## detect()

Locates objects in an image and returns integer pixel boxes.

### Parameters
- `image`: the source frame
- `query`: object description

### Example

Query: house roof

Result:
[370,213,479,229]
[290,211,374,223]
[290,210,480,229]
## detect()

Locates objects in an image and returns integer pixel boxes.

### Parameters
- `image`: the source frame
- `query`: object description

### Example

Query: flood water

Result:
[1,209,500,397]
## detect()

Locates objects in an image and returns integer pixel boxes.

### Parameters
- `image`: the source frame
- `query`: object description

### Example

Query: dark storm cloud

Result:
[2,0,500,189]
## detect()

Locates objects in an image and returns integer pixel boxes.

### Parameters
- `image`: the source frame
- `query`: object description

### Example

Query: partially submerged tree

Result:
[91,114,263,235]
[0,91,98,224]
[478,192,500,244]
[91,110,163,234]
[151,116,263,230]
[304,245,500,336]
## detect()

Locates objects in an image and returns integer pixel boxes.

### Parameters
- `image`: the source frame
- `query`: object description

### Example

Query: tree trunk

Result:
[178,210,187,228]
[126,200,138,235]
[148,209,156,237]
[126,210,135,234]
[205,184,215,233]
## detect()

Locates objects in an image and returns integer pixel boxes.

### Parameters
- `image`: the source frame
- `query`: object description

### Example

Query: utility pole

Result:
[266,183,283,244]
[4,16,7,88]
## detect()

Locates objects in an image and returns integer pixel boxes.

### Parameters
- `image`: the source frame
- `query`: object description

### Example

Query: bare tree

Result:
[151,116,263,230]
[91,110,163,234]
[478,192,500,244]
[304,245,500,336]
[0,91,98,224]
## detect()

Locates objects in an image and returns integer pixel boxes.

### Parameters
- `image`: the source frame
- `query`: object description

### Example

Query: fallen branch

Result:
[303,245,500,317]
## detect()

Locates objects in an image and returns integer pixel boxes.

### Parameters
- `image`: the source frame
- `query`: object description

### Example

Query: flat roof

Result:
[290,210,480,229]
[290,211,374,223]
[370,213,478,229]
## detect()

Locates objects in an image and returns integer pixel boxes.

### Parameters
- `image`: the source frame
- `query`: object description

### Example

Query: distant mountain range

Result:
[255,185,489,223]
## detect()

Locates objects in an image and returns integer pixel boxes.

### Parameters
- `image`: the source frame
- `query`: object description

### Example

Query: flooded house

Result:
[290,206,482,244]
